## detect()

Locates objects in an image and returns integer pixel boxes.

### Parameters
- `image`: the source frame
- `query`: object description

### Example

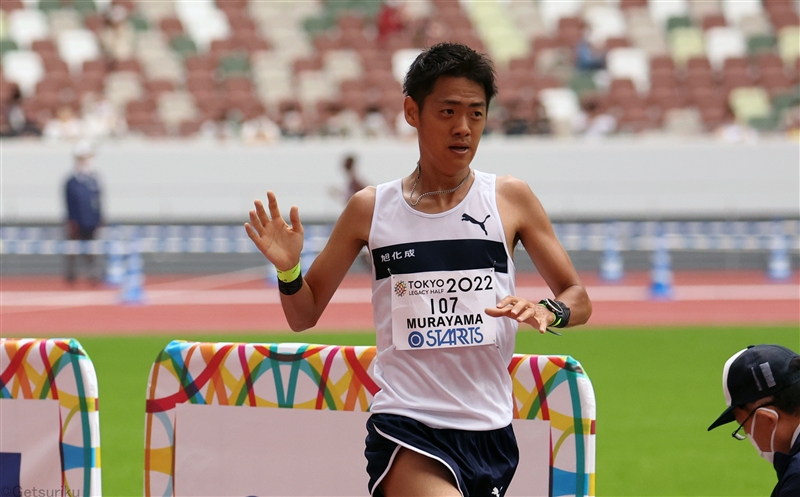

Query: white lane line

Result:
[1,285,797,309]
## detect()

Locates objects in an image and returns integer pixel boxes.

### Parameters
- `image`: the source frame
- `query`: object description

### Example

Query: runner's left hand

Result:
[485,296,554,334]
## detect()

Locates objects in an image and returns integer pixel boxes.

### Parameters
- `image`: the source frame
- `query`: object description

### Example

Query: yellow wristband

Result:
[276,262,301,283]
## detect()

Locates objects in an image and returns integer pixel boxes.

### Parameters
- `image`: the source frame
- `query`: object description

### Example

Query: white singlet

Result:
[368,170,518,430]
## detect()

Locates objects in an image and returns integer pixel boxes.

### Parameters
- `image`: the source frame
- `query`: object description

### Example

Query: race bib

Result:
[391,268,497,351]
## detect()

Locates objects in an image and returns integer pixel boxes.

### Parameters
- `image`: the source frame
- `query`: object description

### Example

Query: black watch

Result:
[538,299,571,328]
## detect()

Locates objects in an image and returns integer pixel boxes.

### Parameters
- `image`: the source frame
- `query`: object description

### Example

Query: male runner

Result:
[246,43,591,497]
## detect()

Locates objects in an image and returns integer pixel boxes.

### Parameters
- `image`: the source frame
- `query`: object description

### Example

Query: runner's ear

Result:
[404,96,419,129]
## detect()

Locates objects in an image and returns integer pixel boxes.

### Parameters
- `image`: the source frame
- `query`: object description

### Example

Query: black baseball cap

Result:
[708,344,800,431]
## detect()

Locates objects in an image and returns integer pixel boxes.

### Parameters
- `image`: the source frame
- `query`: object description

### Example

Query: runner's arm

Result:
[247,188,374,331]
[490,177,592,329]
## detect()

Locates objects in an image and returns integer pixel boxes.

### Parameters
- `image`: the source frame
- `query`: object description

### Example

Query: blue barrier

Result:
[1,221,798,255]
[650,227,674,299]
[1,221,796,303]
[600,221,624,282]
[120,240,145,304]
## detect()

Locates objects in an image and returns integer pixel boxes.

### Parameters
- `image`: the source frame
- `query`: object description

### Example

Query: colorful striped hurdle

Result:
[0,338,101,496]
[144,341,596,496]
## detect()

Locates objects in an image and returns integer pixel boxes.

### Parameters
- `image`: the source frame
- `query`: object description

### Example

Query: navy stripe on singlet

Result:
[371,239,508,280]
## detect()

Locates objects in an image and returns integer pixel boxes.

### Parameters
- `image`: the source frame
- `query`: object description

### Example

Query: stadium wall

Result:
[2,137,798,224]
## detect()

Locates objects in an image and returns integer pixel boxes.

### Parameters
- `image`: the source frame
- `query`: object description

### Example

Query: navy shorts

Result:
[365,413,519,497]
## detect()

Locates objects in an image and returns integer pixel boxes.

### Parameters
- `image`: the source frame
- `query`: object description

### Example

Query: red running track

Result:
[1,271,797,335]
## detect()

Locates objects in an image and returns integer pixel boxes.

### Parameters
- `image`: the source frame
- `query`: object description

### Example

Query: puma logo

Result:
[492,486,503,497]
[462,213,490,235]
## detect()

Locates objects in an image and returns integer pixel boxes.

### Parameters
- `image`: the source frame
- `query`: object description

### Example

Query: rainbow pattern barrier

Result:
[145,341,596,497]
[0,338,101,496]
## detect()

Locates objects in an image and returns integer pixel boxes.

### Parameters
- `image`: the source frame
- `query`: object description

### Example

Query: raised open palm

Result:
[245,191,304,271]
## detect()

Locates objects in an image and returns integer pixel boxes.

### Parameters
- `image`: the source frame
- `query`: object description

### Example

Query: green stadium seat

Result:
[170,35,197,58]
[747,115,780,132]
[729,86,772,124]
[747,34,776,55]
[772,91,800,117]
[38,0,61,12]
[303,15,336,36]
[74,0,97,15]
[666,16,693,32]
[218,54,250,76]
[129,13,150,32]
[569,72,598,96]
[0,38,18,56]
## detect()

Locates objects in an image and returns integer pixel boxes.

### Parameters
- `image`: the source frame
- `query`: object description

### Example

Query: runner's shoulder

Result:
[343,185,376,219]
[495,175,536,202]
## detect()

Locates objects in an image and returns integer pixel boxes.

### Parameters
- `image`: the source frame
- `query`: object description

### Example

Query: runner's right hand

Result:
[245,191,304,271]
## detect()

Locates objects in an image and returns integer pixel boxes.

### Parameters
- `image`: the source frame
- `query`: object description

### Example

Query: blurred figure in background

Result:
[100,5,135,70]
[529,100,553,135]
[377,0,405,44]
[329,154,367,204]
[322,102,363,138]
[574,27,606,72]
[576,97,616,138]
[1,83,42,137]
[279,102,307,138]
[241,113,282,144]
[363,105,392,138]
[82,93,126,139]
[43,105,84,141]
[64,141,103,285]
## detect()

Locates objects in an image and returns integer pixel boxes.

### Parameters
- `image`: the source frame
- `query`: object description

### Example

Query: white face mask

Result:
[748,408,779,464]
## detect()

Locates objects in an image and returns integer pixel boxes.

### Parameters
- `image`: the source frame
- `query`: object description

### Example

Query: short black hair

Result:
[773,356,800,416]
[403,42,497,110]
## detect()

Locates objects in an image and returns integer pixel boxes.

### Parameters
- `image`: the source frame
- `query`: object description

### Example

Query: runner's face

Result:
[405,76,487,174]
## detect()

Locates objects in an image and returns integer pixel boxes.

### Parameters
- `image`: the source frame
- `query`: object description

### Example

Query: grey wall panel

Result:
[2,137,797,223]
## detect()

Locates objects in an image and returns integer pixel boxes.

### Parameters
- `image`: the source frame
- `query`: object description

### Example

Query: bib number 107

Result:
[431,297,458,314]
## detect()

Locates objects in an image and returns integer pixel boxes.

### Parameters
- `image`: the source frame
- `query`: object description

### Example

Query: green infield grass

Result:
[75,325,797,496]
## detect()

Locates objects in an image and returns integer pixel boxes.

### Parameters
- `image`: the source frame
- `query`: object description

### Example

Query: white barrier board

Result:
[0,399,62,490]
[173,404,550,496]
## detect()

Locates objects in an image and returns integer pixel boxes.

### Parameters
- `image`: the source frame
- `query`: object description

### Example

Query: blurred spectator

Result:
[241,114,282,144]
[502,105,530,136]
[338,154,367,201]
[783,105,800,140]
[575,28,606,72]
[43,106,85,141]
[576,98,616,138]
[64,141,103,285]
[328,154,367,208]
[82,93,126,139]
[200,109,244,141]
[1,83,42,137]
[100,5,135,69]
[322,102,363,137]
[363,105,392,138]
[529,100,553,135]
[715,122,759,143]
[485,102,509,135]
[377,0,405,43]
[279,103,307,138]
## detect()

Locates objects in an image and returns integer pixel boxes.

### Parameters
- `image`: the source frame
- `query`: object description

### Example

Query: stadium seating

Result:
[0,0,797,138]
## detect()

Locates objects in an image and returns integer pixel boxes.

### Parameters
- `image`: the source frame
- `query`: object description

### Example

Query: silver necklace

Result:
[408,162,471,206]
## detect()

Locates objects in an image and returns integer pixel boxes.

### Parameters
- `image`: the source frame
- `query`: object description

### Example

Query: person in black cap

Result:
[708,344,800,497]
